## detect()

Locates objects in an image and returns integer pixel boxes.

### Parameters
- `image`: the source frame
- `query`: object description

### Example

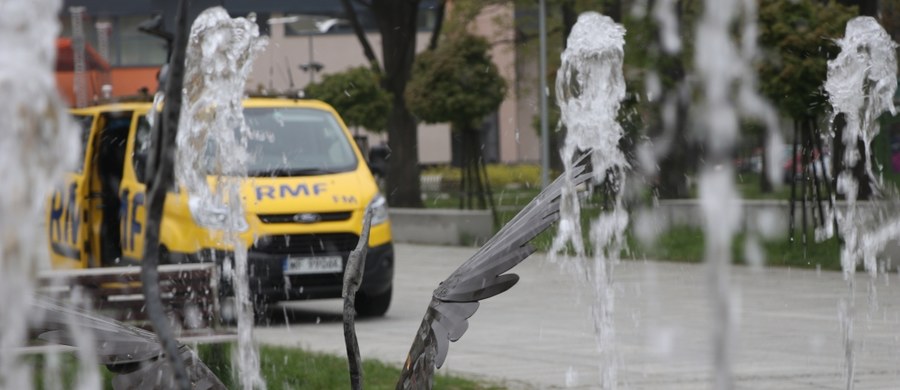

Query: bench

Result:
[37,263,221,333]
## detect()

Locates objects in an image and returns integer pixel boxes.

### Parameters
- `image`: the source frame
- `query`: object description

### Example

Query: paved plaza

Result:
[254,244,900,389]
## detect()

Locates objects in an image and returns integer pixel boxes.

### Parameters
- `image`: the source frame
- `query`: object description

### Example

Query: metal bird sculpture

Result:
[393,151,593,389]
[30,298,226,390]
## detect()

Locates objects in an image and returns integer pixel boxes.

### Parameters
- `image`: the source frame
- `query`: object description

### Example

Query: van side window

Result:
[72,114,93,173]
[133,117,151,183]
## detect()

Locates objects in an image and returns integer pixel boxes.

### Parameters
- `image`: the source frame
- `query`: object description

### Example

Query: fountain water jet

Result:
[826,16,898,278]
[177,7,268,389]
[692,0,782,387]
[550,12,629,389]
[0,0,84,387]
[824,16,898,390]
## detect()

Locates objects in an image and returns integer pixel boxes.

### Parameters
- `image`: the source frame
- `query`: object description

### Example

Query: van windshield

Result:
[243,107,358,177]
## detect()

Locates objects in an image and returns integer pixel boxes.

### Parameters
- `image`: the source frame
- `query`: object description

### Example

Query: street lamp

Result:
[266,16,300,90]
[267,16,340,85]
[299,18,342,84]
[538,0,550,188]
[298,31,324,84]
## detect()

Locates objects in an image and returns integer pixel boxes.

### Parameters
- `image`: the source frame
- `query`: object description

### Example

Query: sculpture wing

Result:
[396,152,593,389]
[31,298,226,390]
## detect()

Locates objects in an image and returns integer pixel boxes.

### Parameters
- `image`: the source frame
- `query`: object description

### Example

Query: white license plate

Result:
[284,256,343,275]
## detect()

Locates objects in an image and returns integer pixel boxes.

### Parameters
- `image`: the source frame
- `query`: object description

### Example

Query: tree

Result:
[512,0,621,173]
[406,32,508,215]
[621,0,700,198]
[305,66,392,133]
[880,0,900,42]
[340,0,446,208]
[837,0,879,16]
[758,0,856,237]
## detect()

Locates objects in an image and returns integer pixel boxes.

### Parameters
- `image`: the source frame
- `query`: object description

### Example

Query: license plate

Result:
[283,256,343,275]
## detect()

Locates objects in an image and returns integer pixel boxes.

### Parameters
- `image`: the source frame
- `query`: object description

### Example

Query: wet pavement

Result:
[254,243,900,389]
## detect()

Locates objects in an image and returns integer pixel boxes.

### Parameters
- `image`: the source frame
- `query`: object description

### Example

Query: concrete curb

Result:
[388,208,493,246]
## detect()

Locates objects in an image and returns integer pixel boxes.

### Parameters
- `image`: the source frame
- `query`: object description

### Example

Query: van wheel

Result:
[355,287,392,317]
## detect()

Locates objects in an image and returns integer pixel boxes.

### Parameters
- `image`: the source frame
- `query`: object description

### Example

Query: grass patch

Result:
[256,345,504,390]
[493,192,840,271]
[625,225,842,270]
[422,164,546,190]
[28,344,505,389]
[734,172,793,200]
[28,353,115,389]
[423,187,543,209]
[484,184,840,271]
[423,170,797,209]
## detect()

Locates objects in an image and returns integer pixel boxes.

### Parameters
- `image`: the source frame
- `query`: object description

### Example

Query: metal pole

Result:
[95,21,112,98]
[308,33,315,84]
[538,0,550,188]
[70,6,88,108]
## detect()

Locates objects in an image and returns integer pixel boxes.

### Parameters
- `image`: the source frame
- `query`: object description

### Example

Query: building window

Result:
[60,13,167,67]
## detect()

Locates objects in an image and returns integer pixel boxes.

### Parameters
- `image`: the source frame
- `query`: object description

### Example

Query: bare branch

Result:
[341,0,382,73]
[140,0,190,389]
[343,207,374,390]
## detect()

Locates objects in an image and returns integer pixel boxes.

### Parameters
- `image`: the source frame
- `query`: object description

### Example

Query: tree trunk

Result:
[759,130,773,193]
[651,0,693,199]
[789,119,799,243]
[605,0,623,23]
[836,0,878,17]
[549,0,577,174]
[372,1,424,208]
[656,95,693,198]
[831,113,873,200]
[832,113,845,193]
[859,0,879,16]
[458,124,494,213]
[854,138,873,200]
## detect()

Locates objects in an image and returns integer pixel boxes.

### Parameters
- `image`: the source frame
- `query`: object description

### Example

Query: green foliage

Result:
[423,164,545,189]
[305,66,392,133]
[621,0,700,90]
[406,33,508,128]
[757,0,856,118]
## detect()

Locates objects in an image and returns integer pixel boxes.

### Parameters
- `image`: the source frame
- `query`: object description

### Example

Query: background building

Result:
[57,0,542,165]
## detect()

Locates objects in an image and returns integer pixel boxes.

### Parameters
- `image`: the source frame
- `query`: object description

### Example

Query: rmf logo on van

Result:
[255,183,327,201]
[48,181,80,246]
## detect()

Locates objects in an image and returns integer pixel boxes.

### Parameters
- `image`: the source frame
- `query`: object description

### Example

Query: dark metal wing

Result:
[31,299,226,389]
[396,152,593,390]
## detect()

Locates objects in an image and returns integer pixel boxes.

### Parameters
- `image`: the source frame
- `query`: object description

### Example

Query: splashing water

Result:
[824,16,898,390]
[0,0,85,387]
[177,7,268,389]
[550,12,629,390]
[826,16,898,278]
[693,0,778,387]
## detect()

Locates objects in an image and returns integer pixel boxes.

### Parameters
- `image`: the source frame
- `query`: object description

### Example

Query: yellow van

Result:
[47,98,394,316]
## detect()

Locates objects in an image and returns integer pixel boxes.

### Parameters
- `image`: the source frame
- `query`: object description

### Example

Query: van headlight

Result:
[188,196,249,232]
[369,194,389,226]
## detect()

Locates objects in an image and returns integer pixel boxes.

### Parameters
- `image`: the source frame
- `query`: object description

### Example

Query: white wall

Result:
[250,10,538,166]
